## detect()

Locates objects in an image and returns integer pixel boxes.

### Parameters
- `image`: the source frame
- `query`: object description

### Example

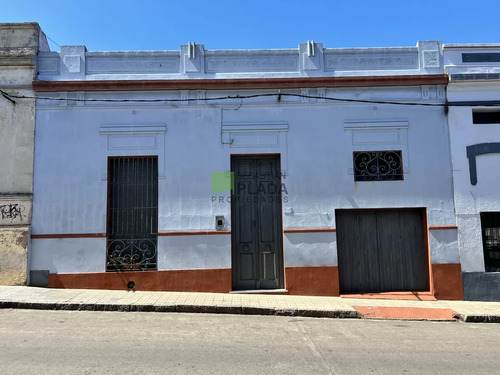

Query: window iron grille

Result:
[107,157,158,271]
[353,150,403,181]
[481,212,500,272]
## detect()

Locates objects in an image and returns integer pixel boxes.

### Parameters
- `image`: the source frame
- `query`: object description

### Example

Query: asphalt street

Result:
[0,309,499,374]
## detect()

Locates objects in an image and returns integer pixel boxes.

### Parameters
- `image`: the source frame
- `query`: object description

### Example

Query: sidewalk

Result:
[1,286,500,322]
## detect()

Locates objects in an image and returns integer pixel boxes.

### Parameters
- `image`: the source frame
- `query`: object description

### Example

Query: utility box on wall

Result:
[215,215,225,231]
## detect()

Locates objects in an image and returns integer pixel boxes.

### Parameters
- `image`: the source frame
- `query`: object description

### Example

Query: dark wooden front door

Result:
[231,155,284,290]
[336,208,429,293]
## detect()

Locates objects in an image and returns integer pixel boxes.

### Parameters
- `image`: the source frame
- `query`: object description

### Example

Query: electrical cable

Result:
[46,35,61,47]
[1,88,500,107]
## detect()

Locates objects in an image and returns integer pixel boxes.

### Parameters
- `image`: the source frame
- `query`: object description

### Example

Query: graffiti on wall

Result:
[0,203,26,222]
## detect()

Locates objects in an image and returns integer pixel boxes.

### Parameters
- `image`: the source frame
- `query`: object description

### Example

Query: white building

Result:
[445,44,500,300]
[27,40,463,299]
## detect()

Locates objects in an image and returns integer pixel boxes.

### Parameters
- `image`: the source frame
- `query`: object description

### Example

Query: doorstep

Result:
[230,289,288,295]
[341,291,437,301]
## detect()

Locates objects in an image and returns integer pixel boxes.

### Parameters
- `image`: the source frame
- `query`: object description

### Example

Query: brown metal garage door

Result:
[336,208,429,293]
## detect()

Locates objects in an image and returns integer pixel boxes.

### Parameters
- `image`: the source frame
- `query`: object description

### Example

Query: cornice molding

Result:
[34,74,449,92]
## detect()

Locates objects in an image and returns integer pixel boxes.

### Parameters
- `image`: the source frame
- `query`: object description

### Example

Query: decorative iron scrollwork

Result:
[353,150,403,181]
[107,237,157,271]
[106,157,158,272]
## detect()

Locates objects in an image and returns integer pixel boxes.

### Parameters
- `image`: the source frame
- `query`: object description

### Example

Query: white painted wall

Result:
[447,88,500,272]
[429,229,460,264]
[30,238,106,273]
[284,232,337,267]
[31,85,457,273]
[158,235,230,270]
[445,43,500,273]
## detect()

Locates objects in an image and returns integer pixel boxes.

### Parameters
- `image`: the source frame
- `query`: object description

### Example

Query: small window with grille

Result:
[353,150,404,181]
[481,212,500,272]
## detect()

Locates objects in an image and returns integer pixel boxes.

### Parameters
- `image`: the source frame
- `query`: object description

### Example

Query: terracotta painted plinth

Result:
[48,266,340,296]
[285,266,339,296]
[48,268,232,293]
[341,264,464,301]
[47,264,462,299]
[431,263,464,300]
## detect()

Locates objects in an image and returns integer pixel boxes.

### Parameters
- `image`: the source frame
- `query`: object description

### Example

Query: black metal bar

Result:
[106,157,158,271]
[466,143,500,186]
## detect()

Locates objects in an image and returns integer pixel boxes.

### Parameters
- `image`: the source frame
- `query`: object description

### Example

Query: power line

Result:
[1,88,499,107]
[0,90,16,105]
[46,35,61,48]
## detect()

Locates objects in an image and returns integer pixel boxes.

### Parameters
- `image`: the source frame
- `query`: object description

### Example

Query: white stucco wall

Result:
[429,229,460,264]
[284,232,337,267]
[447,88,500,272]
[30,85,457,273]
[158,235,230,270]
[30,238,106,273]
[444,44,500,273]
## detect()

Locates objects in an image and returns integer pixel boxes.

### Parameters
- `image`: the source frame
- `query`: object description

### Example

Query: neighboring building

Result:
[28,40,464,299]
[445,44,500,301]
[0,23,49,285]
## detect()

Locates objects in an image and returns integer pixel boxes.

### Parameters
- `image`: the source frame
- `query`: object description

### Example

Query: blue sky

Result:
[1,0,498,51]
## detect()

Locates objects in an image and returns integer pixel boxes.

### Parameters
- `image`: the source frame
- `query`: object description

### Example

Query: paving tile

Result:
[1,286,499,322]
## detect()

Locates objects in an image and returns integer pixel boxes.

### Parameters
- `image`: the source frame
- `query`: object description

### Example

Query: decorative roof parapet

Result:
[37,41,444,81]
[444,43,500,81]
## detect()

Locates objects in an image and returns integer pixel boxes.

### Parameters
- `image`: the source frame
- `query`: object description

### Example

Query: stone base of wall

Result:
[463,272,500,301]
[0,227,28,285]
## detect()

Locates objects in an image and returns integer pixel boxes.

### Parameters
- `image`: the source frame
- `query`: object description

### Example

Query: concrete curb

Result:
[456,314,500,323]
[3,300,500,322]
[0,300,360,319]
[2,287,500,322]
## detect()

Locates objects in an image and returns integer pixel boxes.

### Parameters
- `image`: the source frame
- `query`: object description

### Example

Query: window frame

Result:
[472,110,500,125]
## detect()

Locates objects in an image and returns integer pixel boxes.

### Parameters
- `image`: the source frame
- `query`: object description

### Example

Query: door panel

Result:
[336,208,428,293]
[399,210,428,290]
[238,201,254,244]
[240,252,255,280]
[262,252,277,281]
[377,210,404,291]
[231,155,283,290]
[337,210,380,293]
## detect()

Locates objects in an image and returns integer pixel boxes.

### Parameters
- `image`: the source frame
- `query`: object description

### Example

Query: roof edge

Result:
[33,75,449,92]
